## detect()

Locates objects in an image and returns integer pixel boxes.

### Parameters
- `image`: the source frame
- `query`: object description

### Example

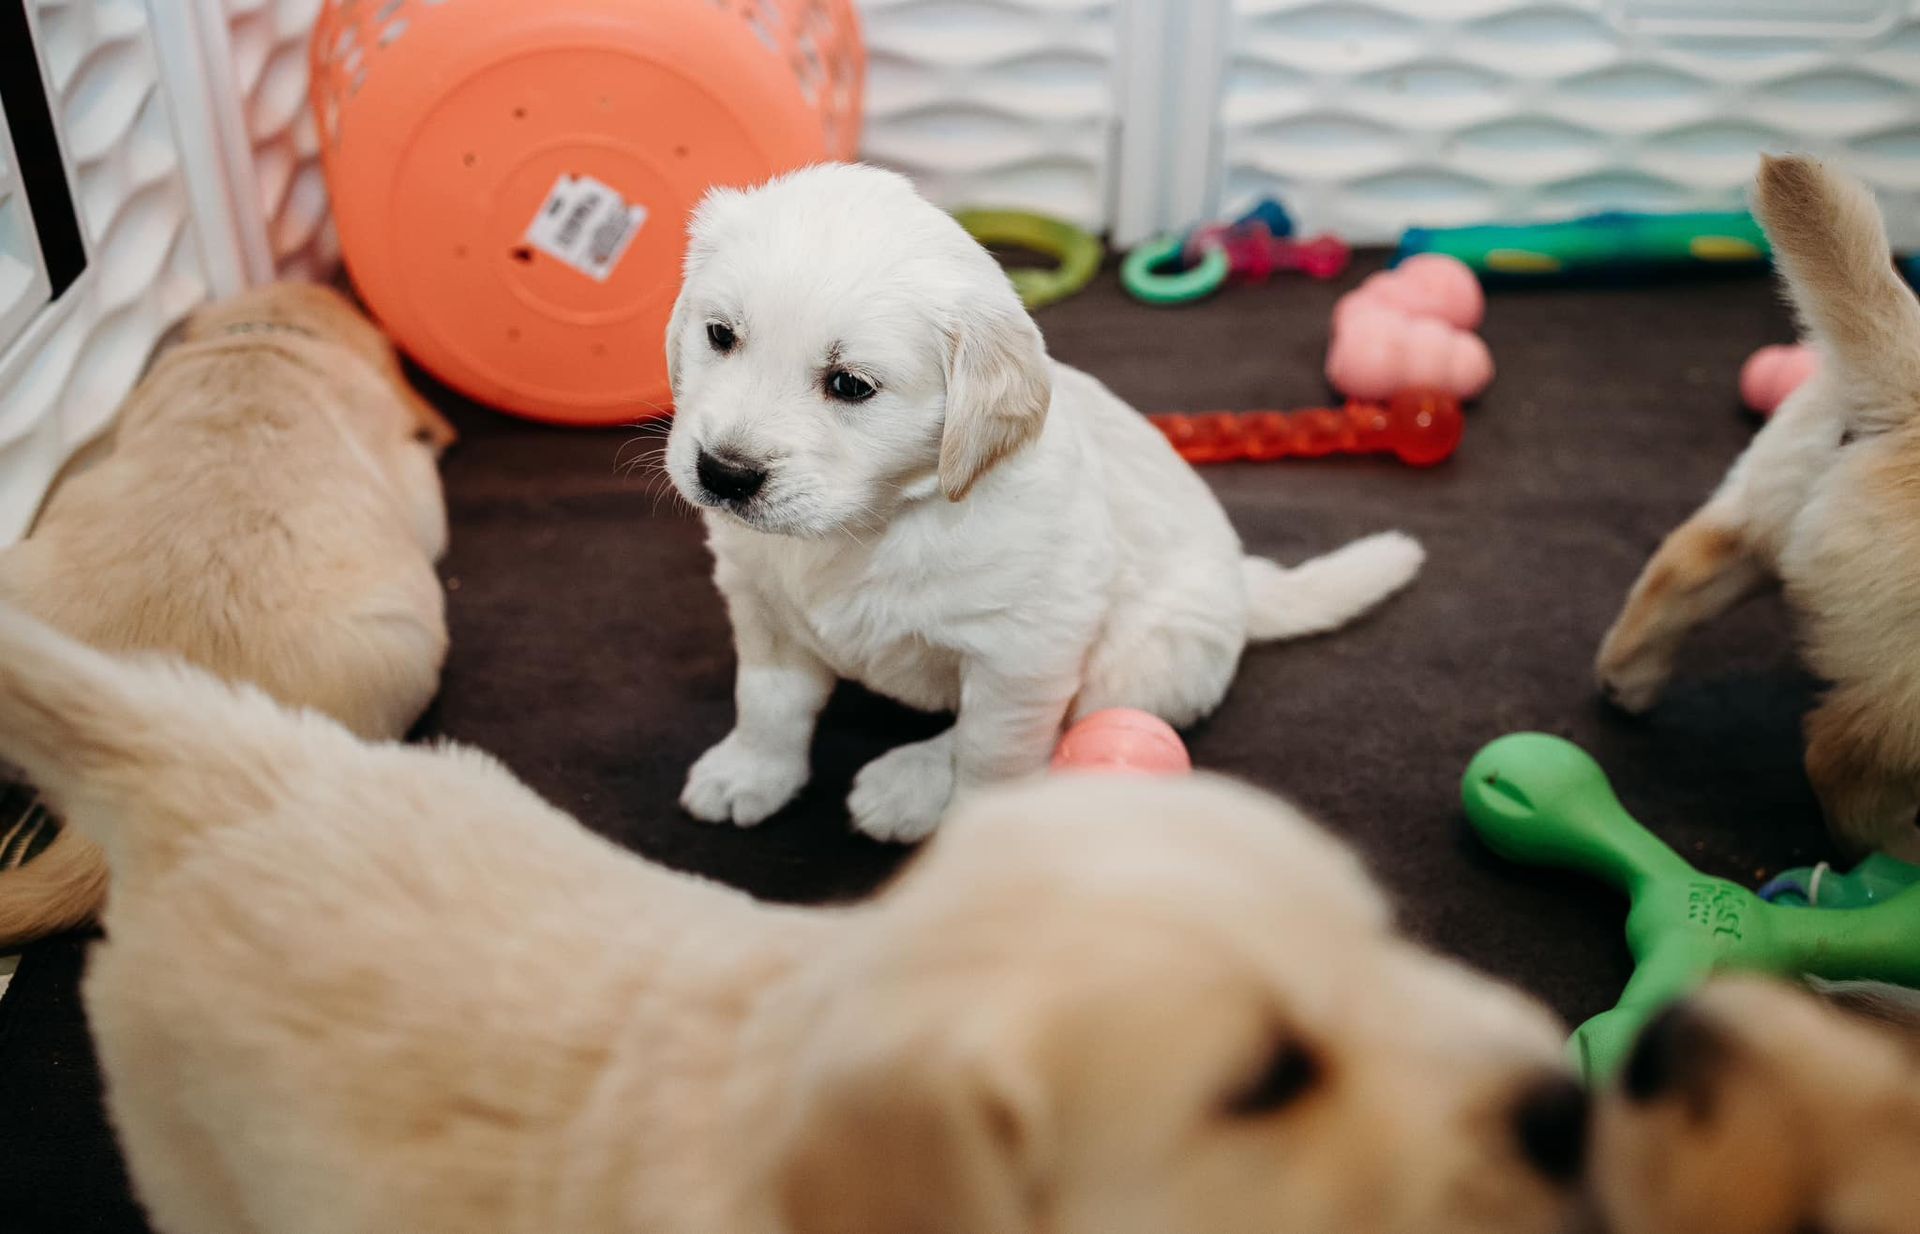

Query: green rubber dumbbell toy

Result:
[1461,733,1920,1083]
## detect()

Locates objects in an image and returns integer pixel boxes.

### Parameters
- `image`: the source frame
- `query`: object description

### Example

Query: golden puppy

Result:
[1596,155,1920,858]
[0,283,452,946]
[1594,978,1920,1234]
[0,606,1585,1234]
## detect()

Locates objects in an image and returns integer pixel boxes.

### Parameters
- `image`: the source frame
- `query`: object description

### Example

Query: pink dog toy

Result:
[1328,254,1492,402]
[1051,708,1191,776]
[1327,304,1494,402]
[1739,343,1820,416]
[1333,253,1485,333]
[1186,224,1352,283]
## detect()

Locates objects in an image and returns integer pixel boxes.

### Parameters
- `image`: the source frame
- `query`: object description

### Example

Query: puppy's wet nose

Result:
[1512,1072,1588,1184]
[1622,1002,1721,1107]
[696,449,766,503]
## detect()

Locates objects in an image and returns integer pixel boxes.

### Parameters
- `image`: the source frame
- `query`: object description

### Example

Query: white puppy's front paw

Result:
[681,733,808,827]
[849,736,956,844]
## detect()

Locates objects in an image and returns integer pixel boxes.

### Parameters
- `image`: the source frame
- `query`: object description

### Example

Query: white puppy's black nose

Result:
[697,449,766,503]
[1512,1072,1588,1184]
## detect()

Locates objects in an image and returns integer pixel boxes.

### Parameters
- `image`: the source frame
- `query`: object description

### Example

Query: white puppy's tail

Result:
[0,606,311,886]
[1242,532,1424,643]
[1752,154,1920,424]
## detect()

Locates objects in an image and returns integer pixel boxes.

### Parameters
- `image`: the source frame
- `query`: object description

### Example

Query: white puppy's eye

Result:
[706,322,737,354]
[826,370,876,403]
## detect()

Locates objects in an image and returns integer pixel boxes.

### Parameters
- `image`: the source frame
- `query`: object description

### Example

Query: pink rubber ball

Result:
[1051,708,1192,776]
[1739,343,1819,416]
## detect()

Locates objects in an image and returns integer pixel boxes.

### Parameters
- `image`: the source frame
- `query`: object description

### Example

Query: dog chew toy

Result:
[1327,254,1491,402]
[1326,306,1493,402]
[1149,390,1462,468]
[1122,238,1231,306]
[1461,733,1920,1082]
[1052,709,1191,775]
[1396,211,1769,284]
[1183,227,1351,284]
[1123,198,1347,306]
[955,209,1104,311]
[1759,853,1920,909]
[1333,254,1484,333]
[309,0,864,426]
[1739,343,1819,416]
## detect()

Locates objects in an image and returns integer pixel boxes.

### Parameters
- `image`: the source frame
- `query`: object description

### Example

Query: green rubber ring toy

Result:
[1120,232,1230,306]
[953,209,1103,311]
[1461,733,1920,1083]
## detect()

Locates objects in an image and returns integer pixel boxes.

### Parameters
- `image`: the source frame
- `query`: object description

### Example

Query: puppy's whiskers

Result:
[618,446,669,479]
[614,421,675,476]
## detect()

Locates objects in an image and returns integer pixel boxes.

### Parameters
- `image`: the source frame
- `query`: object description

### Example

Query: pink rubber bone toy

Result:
[1186,224,1352,283]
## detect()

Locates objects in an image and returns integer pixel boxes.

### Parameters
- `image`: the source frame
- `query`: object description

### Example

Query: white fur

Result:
[665,164,1424,841]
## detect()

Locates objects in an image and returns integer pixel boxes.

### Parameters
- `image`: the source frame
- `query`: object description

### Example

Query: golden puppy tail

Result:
[1242,531,1425,642]
[0,821,107,948]
[1753,154,1920,421]
[0,605,301,888]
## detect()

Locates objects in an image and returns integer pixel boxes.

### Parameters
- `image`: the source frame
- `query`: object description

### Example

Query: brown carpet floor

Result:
[0,255,1820,1232]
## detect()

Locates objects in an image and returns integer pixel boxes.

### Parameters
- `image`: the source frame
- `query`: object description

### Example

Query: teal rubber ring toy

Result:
[953,209,1104,310]
[1121,233,1229,306]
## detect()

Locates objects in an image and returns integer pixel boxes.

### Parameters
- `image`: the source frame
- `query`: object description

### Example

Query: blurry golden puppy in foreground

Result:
[0,606,1586,1234]
[0,283,453,946]
[1594,977,1920,1234]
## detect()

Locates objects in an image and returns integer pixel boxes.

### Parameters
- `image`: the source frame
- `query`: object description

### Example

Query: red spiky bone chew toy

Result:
[1148,389,1463,467]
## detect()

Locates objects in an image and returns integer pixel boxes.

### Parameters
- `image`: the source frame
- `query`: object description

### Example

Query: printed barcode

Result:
[557,193,601,248]
[588,214,631,266]
[524,174,644,281]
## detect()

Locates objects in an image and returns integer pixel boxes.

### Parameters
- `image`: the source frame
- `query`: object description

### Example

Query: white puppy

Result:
[665,164,1424,841]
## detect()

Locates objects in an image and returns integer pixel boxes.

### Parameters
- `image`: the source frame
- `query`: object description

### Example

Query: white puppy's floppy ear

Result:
[664,283,692,400]
[939,293,1051,502]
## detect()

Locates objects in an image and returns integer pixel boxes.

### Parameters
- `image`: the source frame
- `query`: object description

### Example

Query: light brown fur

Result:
[0,283,451,947]
[1594,978,1920,1234]
[1596,155,1920,858]
[0,605,1585,1234]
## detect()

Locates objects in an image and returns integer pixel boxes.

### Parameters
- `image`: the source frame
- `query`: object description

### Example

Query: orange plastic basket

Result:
[310,0,863,426]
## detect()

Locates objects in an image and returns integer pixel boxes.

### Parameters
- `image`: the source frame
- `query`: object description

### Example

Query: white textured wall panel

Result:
[0,109,52,354]
[857,0,1121,227]
[0,0,211,543]
[222,0,336,279]
[1220,0,1920,247]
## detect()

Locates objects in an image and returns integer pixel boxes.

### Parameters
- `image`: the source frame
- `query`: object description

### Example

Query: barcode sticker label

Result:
[523,174,647,282]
